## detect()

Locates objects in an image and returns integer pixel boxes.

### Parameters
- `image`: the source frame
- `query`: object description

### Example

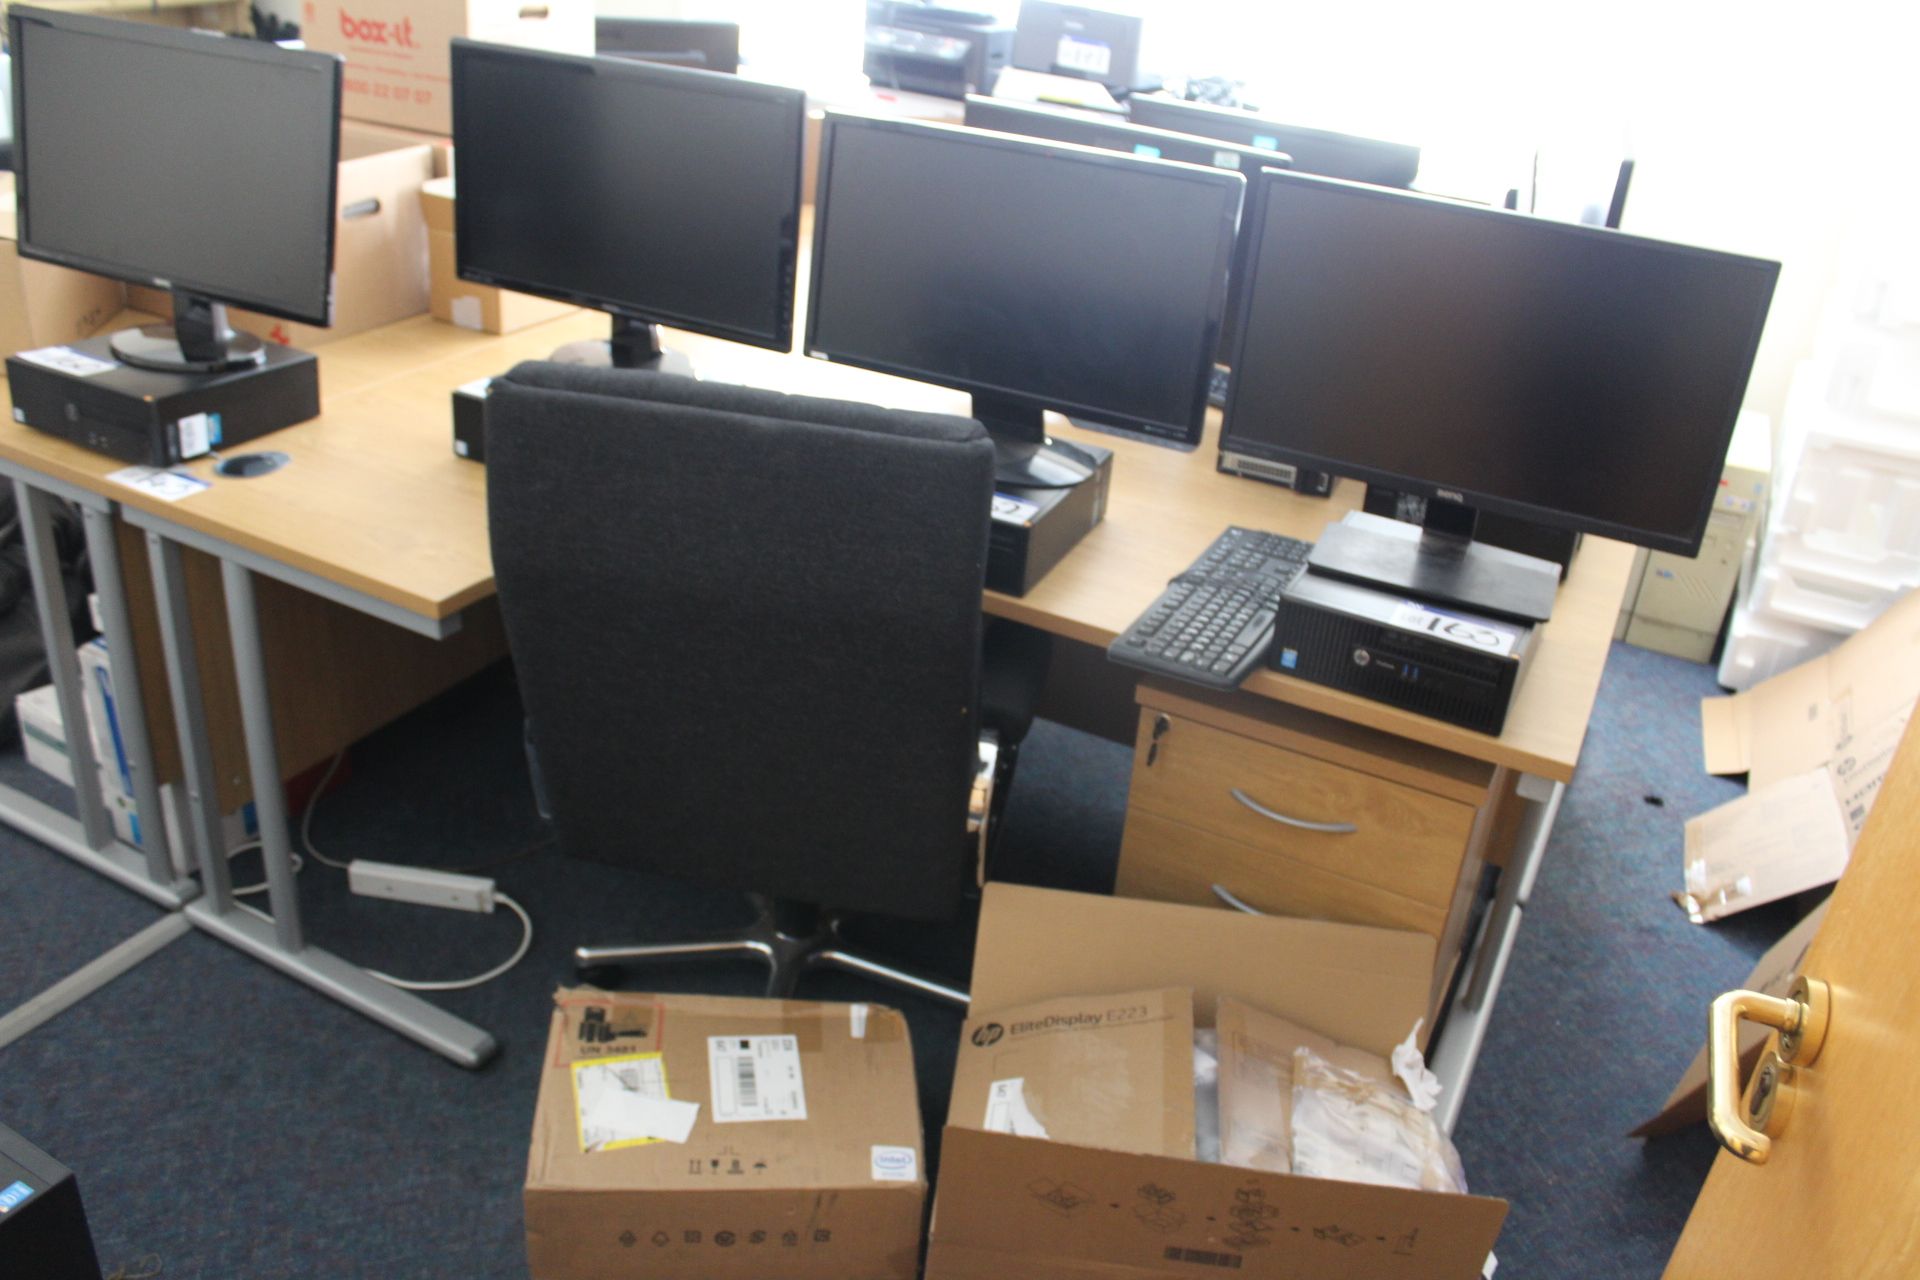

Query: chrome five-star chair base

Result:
[574,895,969,1008]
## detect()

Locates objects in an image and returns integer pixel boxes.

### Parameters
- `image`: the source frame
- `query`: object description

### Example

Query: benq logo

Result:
[1435,488,1466,503]
[970,1023,1004,1047]
[338,9,417,47]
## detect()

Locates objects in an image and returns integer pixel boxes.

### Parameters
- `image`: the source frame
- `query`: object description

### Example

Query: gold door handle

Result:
[1707,975,1830,1164]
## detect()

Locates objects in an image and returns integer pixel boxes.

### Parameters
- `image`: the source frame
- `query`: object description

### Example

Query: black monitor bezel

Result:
[961,95,1292,363]
[805,112,1243,450]
[8,5,343,327]
[1218,168,1779,557]
[449,38,805,354]
[1129,96,1420,189]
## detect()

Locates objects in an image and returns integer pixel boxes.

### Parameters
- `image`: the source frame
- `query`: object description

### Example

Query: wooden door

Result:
[1665,715,1920,1276]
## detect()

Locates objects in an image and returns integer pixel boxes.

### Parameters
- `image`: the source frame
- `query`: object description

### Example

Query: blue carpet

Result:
[0,645,1813,1278]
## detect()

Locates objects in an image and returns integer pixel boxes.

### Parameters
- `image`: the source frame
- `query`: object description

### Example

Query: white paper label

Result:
[575,1054,700,1151]
[849,1004,870,1039]
[983,1077,1050,1139]
[1054,34,1112,76]
[870,1144,918,1182]
[177,413,212,459]
[451,295,484,331]
[1388,600,1522,657]
[992,493,1042,526]
[708,1035,807,1123]
[15,346,118,377]
[107,466,210,503]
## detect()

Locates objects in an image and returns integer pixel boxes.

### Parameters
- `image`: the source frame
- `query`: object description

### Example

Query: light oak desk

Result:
[0,308,1631,1098]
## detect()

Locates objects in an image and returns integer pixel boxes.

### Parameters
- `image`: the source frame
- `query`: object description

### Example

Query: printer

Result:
[864,2,1014,99]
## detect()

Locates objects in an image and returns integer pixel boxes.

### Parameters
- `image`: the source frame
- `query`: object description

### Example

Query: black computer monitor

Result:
[806,113,1243,487]
[450,41,804,367]
[1010,2,1145,93]
[1220,169,1778,616]
[8,7,340,373]
[1129,96,1420,189]
[594,18,740,74]
[962,95,1290,368]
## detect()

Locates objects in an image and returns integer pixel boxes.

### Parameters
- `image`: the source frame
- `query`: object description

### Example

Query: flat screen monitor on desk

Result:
[962,94,1290,369]
[806,113,1242,487]
[1128,96,1420,189]
[1220,169,1778,619]
[449,41,804,368]
[7,7,340,372]
[594,18,740,74]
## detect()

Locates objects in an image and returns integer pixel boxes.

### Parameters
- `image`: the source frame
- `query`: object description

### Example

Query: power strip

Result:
[348,860,496,914]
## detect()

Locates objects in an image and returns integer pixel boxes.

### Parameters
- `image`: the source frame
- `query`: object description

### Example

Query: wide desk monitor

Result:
[1129,95,1420,190]
[1222,170,1779,580]
[963,95,1291,362]
[594,18,740,74]
[9,6,339,370]
[806,113,1243,487]
[450,40,803,365]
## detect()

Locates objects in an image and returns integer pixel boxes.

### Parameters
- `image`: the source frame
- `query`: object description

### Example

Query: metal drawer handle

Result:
[1229,787,1357,834]
[1212,884,1266,915]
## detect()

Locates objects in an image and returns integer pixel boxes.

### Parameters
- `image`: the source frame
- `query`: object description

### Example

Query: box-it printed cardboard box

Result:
[525,988,926,1280]
[304,0,593,134]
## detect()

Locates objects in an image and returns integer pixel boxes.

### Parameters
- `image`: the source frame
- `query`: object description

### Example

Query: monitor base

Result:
[1307,510,1559,625]
[992,435,1098,489]
[109,323,267,375]
[547,340,695,379]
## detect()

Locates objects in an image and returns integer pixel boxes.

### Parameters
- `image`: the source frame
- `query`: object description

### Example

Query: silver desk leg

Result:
[146,533,239,911]
[0,485,194,908]
[145,550,496,1067]
[1429,774,1565,1134]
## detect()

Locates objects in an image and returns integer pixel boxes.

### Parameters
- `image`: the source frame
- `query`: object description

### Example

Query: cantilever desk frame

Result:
[0,308,1628,1102]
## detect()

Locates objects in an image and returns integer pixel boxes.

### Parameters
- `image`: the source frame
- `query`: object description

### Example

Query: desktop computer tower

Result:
[1270,568,1536,735]
[987,441,1112,596]
[0,1124,103,1280]
[7,337,320,468]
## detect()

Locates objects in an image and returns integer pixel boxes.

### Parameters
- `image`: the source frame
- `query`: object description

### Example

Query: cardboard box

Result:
[421,177,577,333]
[928,885,1505,1280]
[949,987,1196,1159]
[128,122,435,349]
[1684,586,1920,919]
[526,989,926,1280]
[0,172,127,358]
[1216,997,1401,1176]
[303,0,593,134]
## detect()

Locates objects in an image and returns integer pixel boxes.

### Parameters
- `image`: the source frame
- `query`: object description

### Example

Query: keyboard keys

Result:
[1106,527,1312,690]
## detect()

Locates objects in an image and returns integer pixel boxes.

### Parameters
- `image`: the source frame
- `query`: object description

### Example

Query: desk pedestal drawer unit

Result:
[1115,681,1498,1015]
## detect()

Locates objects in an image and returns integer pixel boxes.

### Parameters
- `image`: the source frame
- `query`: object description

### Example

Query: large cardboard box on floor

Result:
[303,0,593,134]
[0,172,127,358]
[927,884,1506,1280]
[129,122,435,348]
[420,177,577,333]
[526,989,926,1280]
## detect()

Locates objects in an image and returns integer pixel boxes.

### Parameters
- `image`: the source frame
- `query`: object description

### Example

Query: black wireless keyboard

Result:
[1107,526,1313,689]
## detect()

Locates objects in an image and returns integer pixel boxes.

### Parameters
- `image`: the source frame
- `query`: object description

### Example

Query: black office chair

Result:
[485,362,1049,1007]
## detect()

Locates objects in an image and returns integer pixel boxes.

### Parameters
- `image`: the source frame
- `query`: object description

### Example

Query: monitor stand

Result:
[111,292,267,374]
[1306,504,1560,625]
[549,314,694,377]
[973,394,1100,489]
